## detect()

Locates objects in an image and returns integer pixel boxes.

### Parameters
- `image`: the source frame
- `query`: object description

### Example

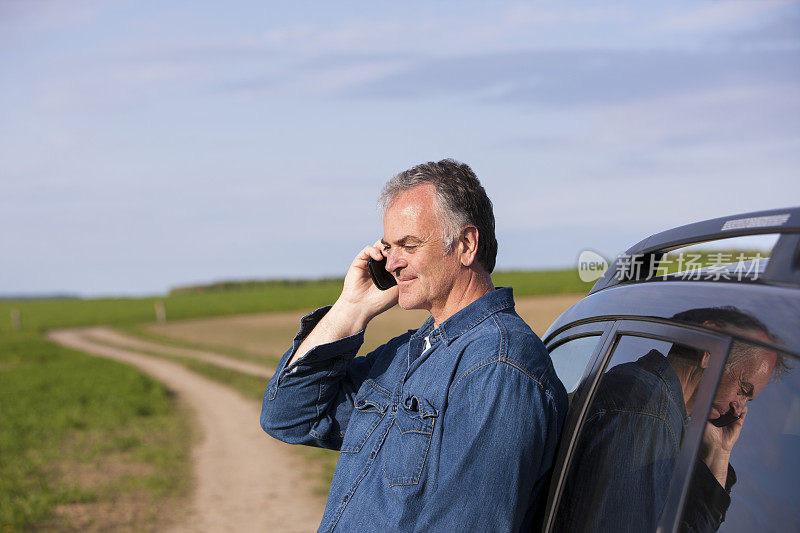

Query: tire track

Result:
[80,326,274,378]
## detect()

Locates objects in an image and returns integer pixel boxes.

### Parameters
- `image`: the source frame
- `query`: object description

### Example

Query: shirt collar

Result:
[410,287,515,345]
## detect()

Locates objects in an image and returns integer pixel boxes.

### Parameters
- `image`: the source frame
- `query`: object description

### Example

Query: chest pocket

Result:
[383,394,439,486]
[339,385,390,454]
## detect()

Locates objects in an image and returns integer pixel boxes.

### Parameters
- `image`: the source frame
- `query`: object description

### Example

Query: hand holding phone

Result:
[708,408,741,428]
[367,256,397,290]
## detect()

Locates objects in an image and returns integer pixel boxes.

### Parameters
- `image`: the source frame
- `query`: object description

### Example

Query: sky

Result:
[1,0,798,297]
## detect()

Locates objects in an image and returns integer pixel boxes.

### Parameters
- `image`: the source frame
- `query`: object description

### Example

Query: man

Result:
[555,307,784,533]
[260,159,568,532]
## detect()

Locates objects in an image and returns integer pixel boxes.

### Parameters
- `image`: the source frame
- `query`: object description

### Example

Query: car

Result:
[538,207,800,533]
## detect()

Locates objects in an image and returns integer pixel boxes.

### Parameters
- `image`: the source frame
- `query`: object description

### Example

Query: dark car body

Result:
[539,207,800,533]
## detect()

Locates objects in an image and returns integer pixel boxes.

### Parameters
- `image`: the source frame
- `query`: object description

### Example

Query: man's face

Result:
[710,343,777,420]
[381,184,462,313]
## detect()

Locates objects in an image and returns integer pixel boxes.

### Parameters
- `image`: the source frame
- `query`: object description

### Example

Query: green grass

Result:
[0,269,590,334]
[658,248,768,276]
[0,280,345,334]
[0,331,191,530]
[492,269,591,296]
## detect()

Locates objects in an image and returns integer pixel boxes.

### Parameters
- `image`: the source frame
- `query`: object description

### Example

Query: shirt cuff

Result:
[279,305,366,376]
[724,462,737,493]
[694,459,733,522]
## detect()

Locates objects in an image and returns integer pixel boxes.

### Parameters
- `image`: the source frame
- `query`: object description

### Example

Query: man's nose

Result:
[385,250,405,274]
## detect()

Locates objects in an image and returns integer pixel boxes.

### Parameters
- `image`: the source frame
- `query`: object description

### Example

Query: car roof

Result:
[591,206,800,293]
[544,206,800,356]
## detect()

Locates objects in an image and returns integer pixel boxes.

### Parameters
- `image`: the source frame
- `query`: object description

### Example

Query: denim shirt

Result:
[555,351,735,533]
[261,287,568,532]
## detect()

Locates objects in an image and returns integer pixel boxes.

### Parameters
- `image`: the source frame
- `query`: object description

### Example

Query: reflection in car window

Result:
[548,335,602,395]
[685,347,798,532]
[554,334,708,533]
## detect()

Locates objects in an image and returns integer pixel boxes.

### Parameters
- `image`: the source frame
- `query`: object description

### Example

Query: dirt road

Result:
[48,328,325,533]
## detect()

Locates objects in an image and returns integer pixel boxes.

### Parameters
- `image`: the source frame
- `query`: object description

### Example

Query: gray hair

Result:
[378,159,498,273]
[670,306,790,379]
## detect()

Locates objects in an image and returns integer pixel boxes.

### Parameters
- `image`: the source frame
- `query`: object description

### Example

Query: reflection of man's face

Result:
[382,184,462,313]
[710,345,777,420]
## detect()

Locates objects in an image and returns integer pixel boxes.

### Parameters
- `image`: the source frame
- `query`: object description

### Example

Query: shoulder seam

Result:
[447,355,547,403]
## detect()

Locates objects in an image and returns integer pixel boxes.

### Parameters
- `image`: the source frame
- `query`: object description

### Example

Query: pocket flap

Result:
[354,386,390,414]
[402,394,439,419]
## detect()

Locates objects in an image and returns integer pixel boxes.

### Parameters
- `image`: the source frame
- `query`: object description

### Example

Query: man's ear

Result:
[700,351,711,369]
[459,225,479,267]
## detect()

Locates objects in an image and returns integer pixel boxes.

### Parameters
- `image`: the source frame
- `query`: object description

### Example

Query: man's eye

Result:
[403,245,417,252]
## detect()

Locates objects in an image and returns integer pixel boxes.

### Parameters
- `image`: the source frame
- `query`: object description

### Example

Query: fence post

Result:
[11,309,22,331]
[155,301,166,324]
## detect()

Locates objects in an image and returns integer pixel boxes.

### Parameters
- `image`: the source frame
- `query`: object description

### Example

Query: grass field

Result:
[0,269,592,334]
[133,293,583,363]
[0,268,591,530]
[0,332,191,531]
[0,281,345,334]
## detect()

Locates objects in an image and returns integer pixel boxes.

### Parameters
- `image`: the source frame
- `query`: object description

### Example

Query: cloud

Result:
[345,47,799,106]
[213,53,414,99]
[0,0,120,46]
[13,1,797,112]
[731,4,800,47]
[651,0,792,35]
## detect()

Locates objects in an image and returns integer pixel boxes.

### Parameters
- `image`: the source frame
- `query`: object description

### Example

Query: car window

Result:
[552,333,720,533]
[681,345,799,532]
[660,234,777,278]
[548,335,603,395]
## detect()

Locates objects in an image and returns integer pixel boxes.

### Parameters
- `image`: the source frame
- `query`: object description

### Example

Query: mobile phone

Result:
[367,256,397,290]
[709,408,740,428]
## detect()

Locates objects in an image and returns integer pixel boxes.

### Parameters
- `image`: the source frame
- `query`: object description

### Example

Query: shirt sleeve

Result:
[679,461,736,533]
[412,361,563,533]
[259,306,384,450]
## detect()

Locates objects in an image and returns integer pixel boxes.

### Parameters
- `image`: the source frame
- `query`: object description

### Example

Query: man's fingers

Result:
[354,243,385,267]
[363,242,385,261]
[371,240,386,259]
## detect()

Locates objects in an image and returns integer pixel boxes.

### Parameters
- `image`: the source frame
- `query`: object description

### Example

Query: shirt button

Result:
[391,404,397,412]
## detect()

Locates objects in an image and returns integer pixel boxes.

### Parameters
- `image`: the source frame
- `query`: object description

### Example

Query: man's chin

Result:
[398,298,418,311]
[398,291,421,311]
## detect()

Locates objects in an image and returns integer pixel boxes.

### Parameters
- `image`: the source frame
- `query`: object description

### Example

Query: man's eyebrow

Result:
[381,236,421,246]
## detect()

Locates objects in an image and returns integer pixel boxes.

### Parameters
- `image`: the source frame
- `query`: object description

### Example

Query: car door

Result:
[542,320,732,533]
